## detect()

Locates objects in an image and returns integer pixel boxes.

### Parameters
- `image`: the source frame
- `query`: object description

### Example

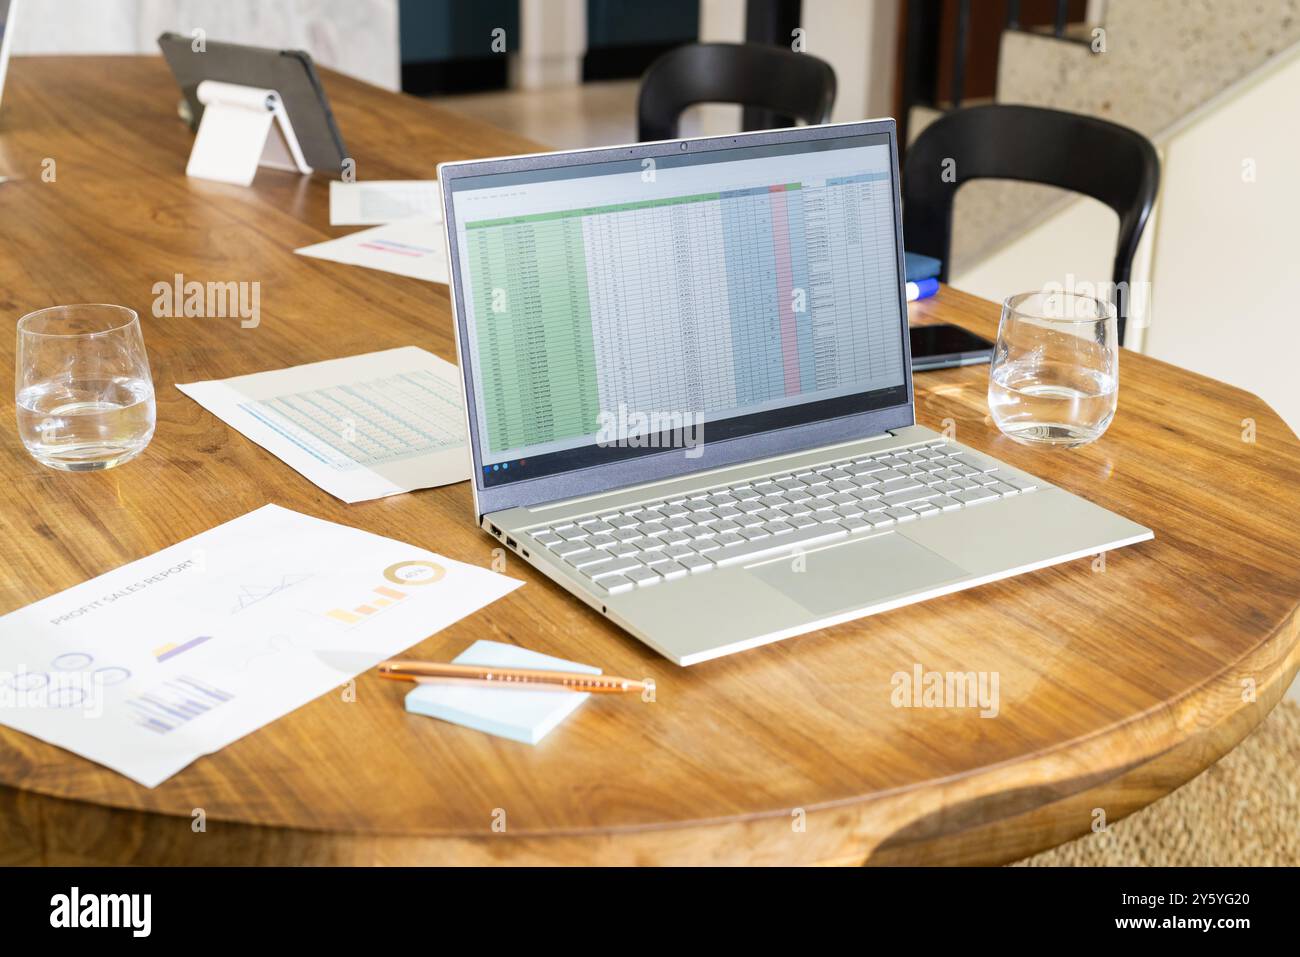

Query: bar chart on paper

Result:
[128,676,236,735]
[324,560,446,625]
[462,171,905,459]
[0,505,521,786]
[326,584,407,625]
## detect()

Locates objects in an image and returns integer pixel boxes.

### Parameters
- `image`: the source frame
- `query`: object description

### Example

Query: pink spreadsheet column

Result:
[769,186,801,394]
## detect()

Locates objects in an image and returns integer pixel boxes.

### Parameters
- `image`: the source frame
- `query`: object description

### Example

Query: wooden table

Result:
[1,57,1297,866]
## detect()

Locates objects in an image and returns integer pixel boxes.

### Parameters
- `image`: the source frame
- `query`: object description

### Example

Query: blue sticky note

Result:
[405,640,599,745]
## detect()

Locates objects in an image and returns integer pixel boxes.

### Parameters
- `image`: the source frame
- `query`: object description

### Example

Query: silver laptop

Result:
[438,120,1152,665]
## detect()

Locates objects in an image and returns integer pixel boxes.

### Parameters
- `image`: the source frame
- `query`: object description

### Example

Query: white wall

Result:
[1142,49,1300,435]
[8,0,399,90]
[948,194,1118,326]
[697,0,899,133]
[802,0,899,122]
[510,0,585,90]
[694,0,745,134]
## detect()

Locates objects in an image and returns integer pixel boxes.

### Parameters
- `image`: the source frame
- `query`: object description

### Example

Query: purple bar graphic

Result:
[157,635,214,662]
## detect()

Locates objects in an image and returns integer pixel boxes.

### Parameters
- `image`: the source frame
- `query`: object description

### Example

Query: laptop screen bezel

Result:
[439,119,916,518]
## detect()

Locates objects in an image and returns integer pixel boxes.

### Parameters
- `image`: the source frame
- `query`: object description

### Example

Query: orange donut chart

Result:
[383,560,446,586]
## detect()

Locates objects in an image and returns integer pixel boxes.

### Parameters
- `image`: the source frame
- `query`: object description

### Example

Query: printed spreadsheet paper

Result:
[177,347,471,503]
[329,180,442,226]
[0,504,522,787]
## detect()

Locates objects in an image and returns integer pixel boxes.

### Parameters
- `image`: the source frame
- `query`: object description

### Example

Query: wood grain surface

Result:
[0,57,1297,865]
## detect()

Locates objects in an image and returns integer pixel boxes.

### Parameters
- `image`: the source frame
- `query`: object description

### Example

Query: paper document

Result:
[0,504,522,787]
[296,217,449,284]
[177,347,470,503]
[330,180,442,226]
[406,641,599,745]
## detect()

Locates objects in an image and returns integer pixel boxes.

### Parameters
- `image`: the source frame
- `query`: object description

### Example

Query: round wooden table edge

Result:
[5,604,1295,865]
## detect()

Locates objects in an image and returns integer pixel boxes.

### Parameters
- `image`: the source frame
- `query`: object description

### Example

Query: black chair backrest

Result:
[637,42,836,142]
[902,104,1159,344]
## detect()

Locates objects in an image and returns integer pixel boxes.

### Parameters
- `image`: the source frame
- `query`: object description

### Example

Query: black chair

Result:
[637,42,836,142]
[902,104,1159,344]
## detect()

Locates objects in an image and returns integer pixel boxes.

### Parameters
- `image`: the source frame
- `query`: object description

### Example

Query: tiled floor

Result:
[433,79,736,150]
[433,80,641,150]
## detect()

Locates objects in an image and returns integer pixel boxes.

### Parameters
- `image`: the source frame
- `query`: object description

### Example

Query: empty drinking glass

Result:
[15,304,156,470]
[988,290,1118,447]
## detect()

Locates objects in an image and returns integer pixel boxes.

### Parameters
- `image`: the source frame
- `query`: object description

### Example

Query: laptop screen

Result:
[446,128,909,493]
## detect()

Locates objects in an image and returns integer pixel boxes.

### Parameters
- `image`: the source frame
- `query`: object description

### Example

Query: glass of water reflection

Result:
[15,304,156,471]
[988,290,1118,447]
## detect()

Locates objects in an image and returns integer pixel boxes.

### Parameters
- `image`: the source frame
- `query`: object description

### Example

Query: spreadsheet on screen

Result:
[450,136,906,466]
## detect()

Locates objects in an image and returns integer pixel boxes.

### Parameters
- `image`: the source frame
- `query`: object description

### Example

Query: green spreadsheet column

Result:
[466,215,601,454]
[467,223,519,453]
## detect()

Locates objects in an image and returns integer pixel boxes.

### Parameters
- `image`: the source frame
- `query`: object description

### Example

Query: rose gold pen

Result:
[377,659,647,694]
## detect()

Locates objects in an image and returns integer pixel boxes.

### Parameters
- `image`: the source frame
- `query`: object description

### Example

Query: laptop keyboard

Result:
[524,439,1040,595]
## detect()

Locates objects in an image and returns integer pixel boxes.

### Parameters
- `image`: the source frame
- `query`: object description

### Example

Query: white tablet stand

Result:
[185,80,313,187]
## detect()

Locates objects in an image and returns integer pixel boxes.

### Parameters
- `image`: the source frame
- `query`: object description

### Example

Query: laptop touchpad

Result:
[749,533,969,617]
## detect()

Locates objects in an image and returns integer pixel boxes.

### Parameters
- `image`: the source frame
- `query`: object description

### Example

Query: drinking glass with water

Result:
[15,304,156,470]
[988,290,1118,447]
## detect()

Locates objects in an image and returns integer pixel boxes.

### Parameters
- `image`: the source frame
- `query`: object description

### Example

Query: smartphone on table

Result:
[909,323,994,372]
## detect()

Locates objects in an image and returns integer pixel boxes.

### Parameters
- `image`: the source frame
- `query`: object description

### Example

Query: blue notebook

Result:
[905,251,942,283]
[405,640,599,745]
